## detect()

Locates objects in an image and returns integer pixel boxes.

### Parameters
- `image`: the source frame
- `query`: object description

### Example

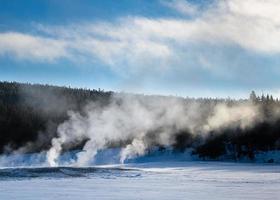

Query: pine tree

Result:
[249,91,257,103]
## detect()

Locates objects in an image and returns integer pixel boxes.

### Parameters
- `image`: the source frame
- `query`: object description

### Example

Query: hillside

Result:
[0,81,280,162]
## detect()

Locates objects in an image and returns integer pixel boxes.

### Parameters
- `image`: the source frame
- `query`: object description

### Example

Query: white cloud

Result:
[0,32,67,62]
[1,0,280,72]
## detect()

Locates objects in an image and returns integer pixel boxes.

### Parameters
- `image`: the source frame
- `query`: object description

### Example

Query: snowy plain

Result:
[0,161,280,200]
[0,150,280,200]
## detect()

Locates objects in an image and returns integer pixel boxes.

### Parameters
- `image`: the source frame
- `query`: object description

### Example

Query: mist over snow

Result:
[45,93,263,166]
[1,1,280,200]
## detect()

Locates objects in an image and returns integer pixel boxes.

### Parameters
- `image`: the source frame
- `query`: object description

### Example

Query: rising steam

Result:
[46,94,261,166]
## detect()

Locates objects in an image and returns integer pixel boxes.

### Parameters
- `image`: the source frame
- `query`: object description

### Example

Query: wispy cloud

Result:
[1,0,280,79]
[0,32,68,62]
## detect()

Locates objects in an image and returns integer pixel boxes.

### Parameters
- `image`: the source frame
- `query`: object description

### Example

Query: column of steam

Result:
[47,137,64,167]
[120,138,147,164]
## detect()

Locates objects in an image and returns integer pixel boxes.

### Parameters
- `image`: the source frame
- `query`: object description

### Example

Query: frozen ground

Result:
[0,161,280,200]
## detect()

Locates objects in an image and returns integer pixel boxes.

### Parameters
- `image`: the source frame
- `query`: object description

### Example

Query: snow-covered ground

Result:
[0,161,280,200]
[0,149,279,199]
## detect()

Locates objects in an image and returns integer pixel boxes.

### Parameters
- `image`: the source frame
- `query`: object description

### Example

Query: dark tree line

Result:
[190,91,280,160]
[0,81,112,153]
[0,82,280,161]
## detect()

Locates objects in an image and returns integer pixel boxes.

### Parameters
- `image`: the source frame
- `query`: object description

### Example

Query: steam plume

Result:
[46,94,261,166]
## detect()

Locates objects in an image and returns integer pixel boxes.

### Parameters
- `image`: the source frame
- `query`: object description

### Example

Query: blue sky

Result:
[1,0,280,98]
